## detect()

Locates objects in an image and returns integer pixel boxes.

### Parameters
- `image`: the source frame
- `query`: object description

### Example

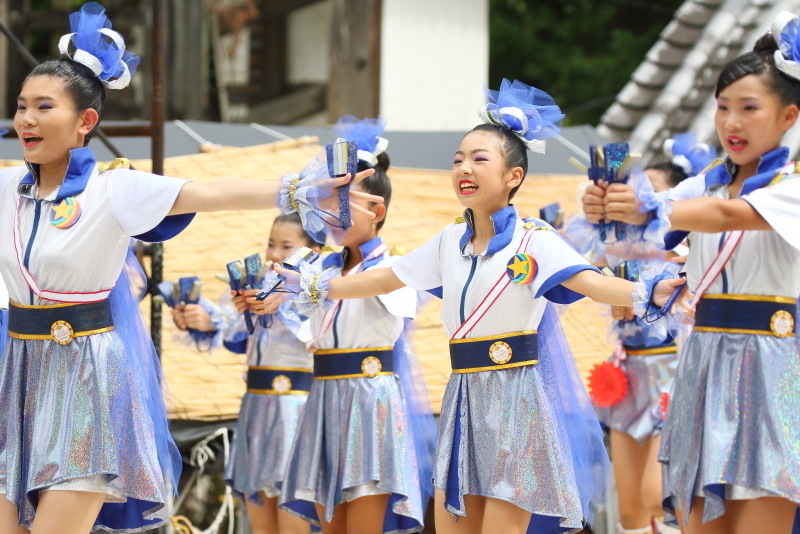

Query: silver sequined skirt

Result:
[0,335,170,531]
[659,331,800,524]
[596,351,678,443]
[435,366,585,533]
[279,375,424,534]
[224,391,307,503]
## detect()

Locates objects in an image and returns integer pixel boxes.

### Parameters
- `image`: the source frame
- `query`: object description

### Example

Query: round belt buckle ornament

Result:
[361,356,382,377]
[271,375,292,394]
[770,310,794,337]
[488,341,512,365]
[51,320,74,345]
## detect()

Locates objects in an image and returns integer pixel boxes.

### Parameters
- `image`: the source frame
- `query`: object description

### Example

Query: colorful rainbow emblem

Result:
[50,197,82,229]
[506,253,537,285]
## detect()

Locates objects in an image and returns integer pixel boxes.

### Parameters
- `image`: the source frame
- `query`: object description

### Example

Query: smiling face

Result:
[715,73,798,177]
[452,130,524,214]
[14,75,98,168]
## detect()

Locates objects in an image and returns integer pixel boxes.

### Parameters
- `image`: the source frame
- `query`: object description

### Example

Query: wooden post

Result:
[327,0,381,121]
[0,0,7,118]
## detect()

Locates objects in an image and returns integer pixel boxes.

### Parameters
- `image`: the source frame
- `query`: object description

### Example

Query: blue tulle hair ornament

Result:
[58,2,139,90]
[772,11,800,81]
[663,132,717,177]
[334,115,389,168]
[477,79,564,154]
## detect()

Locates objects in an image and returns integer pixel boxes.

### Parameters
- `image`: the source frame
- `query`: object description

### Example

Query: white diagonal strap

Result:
[693,230,744,304]
[451,225,539,340]
[13,197,112,304]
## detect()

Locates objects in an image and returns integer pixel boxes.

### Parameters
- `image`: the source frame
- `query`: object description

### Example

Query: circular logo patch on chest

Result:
[50,197,82,229]
[361,356,382,377]
[51,320,74,345]
[770,310,795,337]
[488,341,513,365]
[271,375,293,394]
[506,253,537,285]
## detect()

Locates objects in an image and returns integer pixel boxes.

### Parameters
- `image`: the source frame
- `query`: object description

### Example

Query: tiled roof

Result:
[599,0,800,162]
[0,139,613,419]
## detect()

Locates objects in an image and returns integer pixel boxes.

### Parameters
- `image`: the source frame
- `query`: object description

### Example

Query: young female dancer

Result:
[589,137,708,534]
[172,213,318,534]
[277,117,436,534]
[0,4,377,533]
[274,80,683,534]
[582,14,800,533]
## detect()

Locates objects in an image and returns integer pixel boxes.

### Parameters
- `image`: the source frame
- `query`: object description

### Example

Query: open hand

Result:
[605,183,647,225]
[582,181,608,224]
[320,168,383,219]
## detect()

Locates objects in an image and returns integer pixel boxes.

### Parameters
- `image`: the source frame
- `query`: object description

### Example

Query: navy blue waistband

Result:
[695,295,796,337]
[313,347,395,380]
[8,300,114,344]
[449,331,538,373]
[247,367,312,394]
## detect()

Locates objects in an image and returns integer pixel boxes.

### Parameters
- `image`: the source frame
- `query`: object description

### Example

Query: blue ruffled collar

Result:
[705,146,789,196]
[459,205,518,257]
[323,236,387,270]
[17,147,96,201]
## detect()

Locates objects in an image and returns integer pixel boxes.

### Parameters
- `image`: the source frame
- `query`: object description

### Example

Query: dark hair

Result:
[24,58,106,145]
[466,123,529,201]
[273,212,317,247]
[645,160,689,187]
[716,33,800,107]
[355,152,392,231]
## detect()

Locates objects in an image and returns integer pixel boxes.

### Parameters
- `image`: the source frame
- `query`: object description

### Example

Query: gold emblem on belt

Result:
[770,310,794,337]
[488,341,512,364]
[361,356,382,377]
[271,375,292,394]
[51,320,74,345]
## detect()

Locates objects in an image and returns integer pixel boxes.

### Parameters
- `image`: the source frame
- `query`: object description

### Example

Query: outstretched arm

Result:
[326,267,406,300]
[561,269,686,307]
[604,183,772,232]
[168,170,380,216]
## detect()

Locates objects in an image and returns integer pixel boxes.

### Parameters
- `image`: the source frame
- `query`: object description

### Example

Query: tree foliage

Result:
[490,0,685,125]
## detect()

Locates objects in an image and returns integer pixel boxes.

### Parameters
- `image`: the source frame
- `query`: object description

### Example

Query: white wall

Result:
[288,1,331,85]
[379,0,489,131]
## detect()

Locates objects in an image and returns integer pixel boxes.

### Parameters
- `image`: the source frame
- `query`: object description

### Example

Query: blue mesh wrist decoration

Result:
[278,149,349,244]
[631,170,673,249]
[58,2,139,90]
[477,79,564,154]
[632,262,688,340]
[334,115,389,167]
[293,262,338,317]
[663,132,717,177]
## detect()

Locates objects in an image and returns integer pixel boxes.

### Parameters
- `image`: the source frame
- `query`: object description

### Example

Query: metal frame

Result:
[0,0,169,354]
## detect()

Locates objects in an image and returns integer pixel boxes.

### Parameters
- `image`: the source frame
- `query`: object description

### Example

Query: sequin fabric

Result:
[224,392,307,503]
[435,366,585,534]
[659,332,800,524]
[0,334,169,531]
[280,375,424,533]
[596,351,678,443]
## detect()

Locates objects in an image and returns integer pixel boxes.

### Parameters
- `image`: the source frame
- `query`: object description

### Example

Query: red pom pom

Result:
[588,361,628,408]
[659,392,670,420]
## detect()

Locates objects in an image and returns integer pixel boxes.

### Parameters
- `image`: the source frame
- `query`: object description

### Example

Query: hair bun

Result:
[754,32,779,54]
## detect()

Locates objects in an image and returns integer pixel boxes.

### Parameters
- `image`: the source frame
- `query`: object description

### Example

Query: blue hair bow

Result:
[58,2,140,90]
[477,79,564,154]
[334,115,389,167]
[663,131,717,177]
[772,11,800,81]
